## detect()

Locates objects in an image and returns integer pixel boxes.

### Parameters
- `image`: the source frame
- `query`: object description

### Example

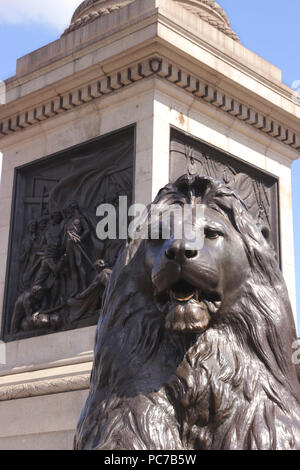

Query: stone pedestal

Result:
[0,0,299,449]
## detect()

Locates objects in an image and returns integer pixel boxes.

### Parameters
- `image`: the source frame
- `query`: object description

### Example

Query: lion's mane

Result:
[75,175,300,450]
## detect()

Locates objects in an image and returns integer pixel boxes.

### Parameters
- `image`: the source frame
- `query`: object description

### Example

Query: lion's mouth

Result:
[156,279,222,316]
[154,279,222,333]
[169,280,222,314]
[169,280,195,302]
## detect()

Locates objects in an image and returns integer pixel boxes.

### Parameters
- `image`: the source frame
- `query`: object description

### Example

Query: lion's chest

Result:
[166,359,239,449]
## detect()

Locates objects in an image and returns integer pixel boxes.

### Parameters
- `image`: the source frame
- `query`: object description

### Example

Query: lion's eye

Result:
[205,229,221,240]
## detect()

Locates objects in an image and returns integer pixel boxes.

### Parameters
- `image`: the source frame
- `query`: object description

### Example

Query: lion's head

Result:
[75,175,300,450]
[144,175,251,334]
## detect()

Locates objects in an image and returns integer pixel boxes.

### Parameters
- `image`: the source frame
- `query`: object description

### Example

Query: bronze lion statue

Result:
[75,175,300,450]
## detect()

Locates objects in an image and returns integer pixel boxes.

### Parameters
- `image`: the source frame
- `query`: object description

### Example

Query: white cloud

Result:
[0,0,83,31]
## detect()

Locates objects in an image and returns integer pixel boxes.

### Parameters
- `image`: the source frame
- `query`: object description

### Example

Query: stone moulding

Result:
[63,0,240,41]
[0,373,90,401]
[173,0,240,42]
[0,57,299,151]
[62,0,134,36]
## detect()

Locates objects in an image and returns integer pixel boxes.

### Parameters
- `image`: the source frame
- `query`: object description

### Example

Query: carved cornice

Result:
[0,374,90,401]
[173,0,240,42]
[63,0,240,42]
[0,57,299,151]
[63,1,134,36]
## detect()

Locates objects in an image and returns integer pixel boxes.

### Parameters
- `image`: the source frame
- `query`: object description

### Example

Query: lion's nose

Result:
[165,241,198,263]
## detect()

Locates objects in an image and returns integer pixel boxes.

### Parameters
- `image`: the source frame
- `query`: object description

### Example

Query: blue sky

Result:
[0,0,299,327]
